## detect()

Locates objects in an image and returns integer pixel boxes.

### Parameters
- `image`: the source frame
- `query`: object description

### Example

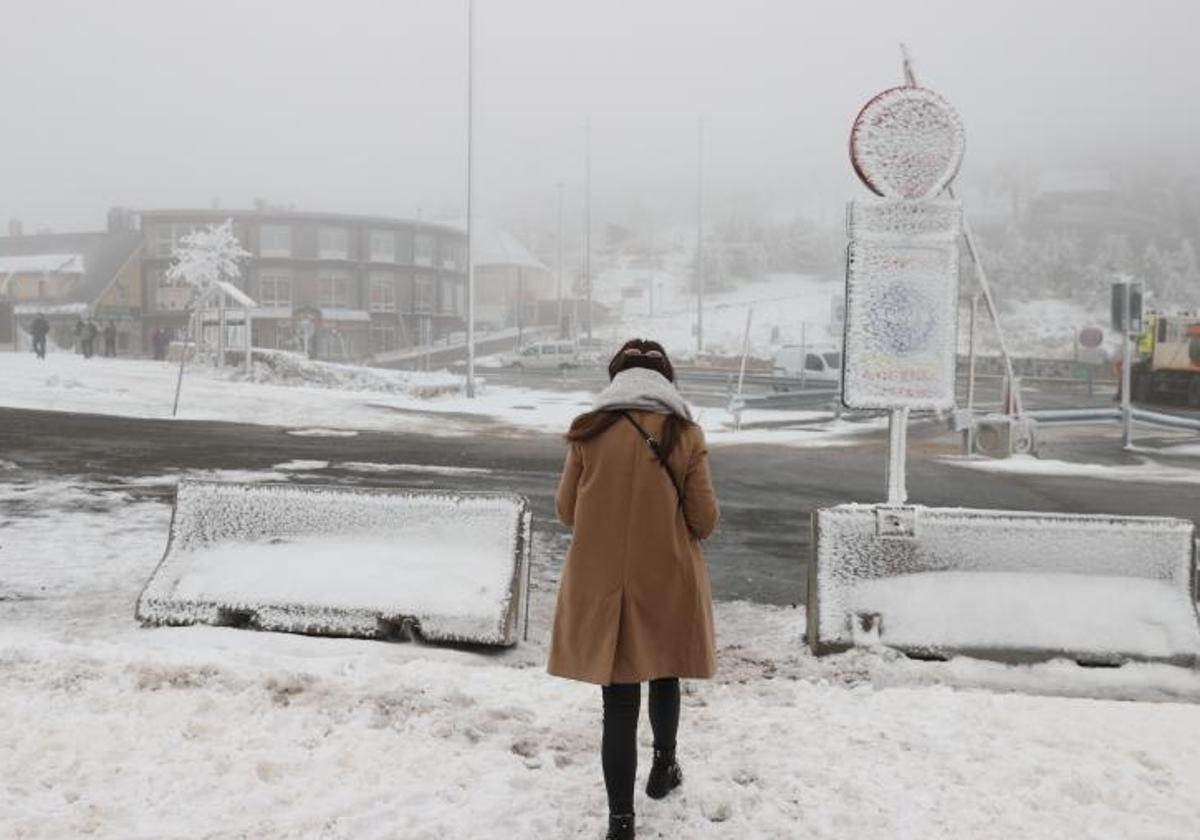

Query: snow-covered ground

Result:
[0,351,883,448]
[942,452,1200,485]
[591,269,844,362]
[2,473,1200,839]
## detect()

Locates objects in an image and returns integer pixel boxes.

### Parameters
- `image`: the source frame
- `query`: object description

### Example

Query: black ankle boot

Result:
[645,748,683,799]
[606,812,635,839]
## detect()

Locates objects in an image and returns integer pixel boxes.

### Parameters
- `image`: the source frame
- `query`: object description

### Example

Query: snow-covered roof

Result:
[0,253,85,275]
[443,220,548,271]
[215,280,257,308]
[13,302,88,316]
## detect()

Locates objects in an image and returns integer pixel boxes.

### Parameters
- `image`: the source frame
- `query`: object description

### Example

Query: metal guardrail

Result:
[1021,406,1200,432]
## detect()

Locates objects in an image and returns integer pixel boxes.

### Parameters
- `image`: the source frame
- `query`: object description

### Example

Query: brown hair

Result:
[566,338,693,459]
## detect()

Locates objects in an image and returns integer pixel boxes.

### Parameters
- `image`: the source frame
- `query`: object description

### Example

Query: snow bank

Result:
[230,348,462,397]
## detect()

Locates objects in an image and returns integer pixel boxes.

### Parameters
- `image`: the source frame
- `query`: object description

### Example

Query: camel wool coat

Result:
[547,411,720,685]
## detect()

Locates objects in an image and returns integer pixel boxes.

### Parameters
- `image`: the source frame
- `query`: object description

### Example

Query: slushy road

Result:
[1,407,1196,604]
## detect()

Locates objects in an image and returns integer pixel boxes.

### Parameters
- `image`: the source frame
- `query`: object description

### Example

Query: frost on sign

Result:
[850,87,965,200]
[843,241,959,410]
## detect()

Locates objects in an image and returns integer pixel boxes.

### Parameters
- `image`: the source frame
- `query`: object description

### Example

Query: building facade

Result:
[138,208,468,360]
[0,216,144,353]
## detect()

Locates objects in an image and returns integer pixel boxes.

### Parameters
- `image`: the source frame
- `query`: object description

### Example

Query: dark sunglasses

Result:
[623,347,664,359]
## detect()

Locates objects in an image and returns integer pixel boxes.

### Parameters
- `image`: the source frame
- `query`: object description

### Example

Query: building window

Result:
[369,272,396,312]
[440,240,460,270]
[370,230,396,263]
[318,227,349,260]
[371,322,397,354]
[318,270,351,308]
[414,275,435,313]
[258,269,293,308]
[260,224,292,258]
[152,223,195,258]
[439,279,457,314]
[414,233,434,267]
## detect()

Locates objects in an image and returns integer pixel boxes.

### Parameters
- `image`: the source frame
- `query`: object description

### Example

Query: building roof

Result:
[0,254,85,275]
[137,208,464,239]
[0,231,142,305]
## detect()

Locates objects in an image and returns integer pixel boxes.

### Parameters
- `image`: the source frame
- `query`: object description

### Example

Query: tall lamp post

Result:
[695,117,704,355]
[465,0,477,398]
[584,119,592,342]
[556,181,565,338]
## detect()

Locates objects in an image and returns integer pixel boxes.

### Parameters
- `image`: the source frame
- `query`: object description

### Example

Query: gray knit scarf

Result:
[592,367,694,421]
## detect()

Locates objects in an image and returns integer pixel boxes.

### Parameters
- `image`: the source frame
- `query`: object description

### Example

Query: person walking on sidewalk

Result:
[30,313,50,359]
[548,338,720,840]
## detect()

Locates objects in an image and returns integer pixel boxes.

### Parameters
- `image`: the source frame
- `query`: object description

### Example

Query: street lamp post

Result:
[696,117,704,355]
[465,0,477,398]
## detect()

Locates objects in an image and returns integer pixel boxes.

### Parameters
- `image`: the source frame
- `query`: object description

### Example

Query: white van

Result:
[772,345,841,387]
[506,341,580,371]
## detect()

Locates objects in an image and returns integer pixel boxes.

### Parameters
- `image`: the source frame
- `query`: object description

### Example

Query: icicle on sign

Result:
[842,86,965,411]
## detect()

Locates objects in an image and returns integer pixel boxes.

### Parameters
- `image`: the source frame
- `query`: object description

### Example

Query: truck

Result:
[1130,313,1200,406]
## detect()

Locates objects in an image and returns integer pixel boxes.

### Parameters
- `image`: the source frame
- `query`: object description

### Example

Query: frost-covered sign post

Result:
[843,84,965,503]
[808,53,1200,669]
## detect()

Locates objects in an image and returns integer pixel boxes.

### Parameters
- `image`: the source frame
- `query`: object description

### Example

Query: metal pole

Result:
[217,292,226,368]
[556,181,564,338]
[1122,283,1134,450]
[584,119,592,342]
[696,116,704,355]
[734,305,754,431]
[648,226,655,317]
[965,293,979,455]
[799,322,807,390]
[465,0,477,398]
[885,407,909,504]
[516,267,523,347]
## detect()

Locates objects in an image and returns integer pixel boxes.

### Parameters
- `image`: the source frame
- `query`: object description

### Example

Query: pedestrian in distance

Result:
[548,338,720,840]
[73,317,85,355]
[30,313,50,360]
[81,319,99,359]
[103,321,118,357]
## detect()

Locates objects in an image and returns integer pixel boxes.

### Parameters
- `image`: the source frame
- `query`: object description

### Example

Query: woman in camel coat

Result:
[548,338,719,840]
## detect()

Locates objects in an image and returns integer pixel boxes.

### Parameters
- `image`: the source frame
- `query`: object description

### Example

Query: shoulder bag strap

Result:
[620,411,686,510]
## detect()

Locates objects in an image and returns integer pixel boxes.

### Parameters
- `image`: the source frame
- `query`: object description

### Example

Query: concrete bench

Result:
[809,504,1200,666]
[137,481,532,646]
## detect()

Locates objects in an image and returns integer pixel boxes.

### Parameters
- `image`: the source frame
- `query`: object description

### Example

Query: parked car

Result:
[574,336,613,365]
[505,341,581,371]
[772,345,841,388]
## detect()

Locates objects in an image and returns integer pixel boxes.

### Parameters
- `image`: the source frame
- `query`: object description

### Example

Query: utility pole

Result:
[556,181,565,338]
[648,225,655,317]
[584,119,592,342]
[696,116,704,355]
[464,0,477,398]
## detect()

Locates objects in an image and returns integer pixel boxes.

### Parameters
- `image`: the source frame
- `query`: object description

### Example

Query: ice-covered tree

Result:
[165,219,250,300]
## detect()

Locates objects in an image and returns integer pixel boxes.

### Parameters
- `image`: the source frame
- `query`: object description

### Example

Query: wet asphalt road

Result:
[1,406,1197,606]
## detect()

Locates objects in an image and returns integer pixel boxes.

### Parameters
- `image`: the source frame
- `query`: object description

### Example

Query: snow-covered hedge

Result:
[227,349,464,398]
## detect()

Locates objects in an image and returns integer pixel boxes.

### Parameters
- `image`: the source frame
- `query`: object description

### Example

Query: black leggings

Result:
[601,678,680,815]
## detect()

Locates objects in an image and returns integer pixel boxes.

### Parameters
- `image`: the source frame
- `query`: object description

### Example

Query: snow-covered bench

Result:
[809,505,1200,666]
[137,481,532,646]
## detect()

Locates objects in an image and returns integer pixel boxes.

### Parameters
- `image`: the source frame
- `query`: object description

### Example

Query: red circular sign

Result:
[1079,326,1104,349]
[850,86,966,199]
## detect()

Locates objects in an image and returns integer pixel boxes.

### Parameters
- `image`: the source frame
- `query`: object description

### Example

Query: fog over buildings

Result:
[3,0,1200,236]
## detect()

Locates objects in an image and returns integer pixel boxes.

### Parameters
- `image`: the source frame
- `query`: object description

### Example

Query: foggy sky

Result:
[4,0,1200,236]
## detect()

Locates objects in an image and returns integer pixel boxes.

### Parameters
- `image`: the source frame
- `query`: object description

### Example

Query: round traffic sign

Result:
[850,86,966,199]
[1079,326,1104,349]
